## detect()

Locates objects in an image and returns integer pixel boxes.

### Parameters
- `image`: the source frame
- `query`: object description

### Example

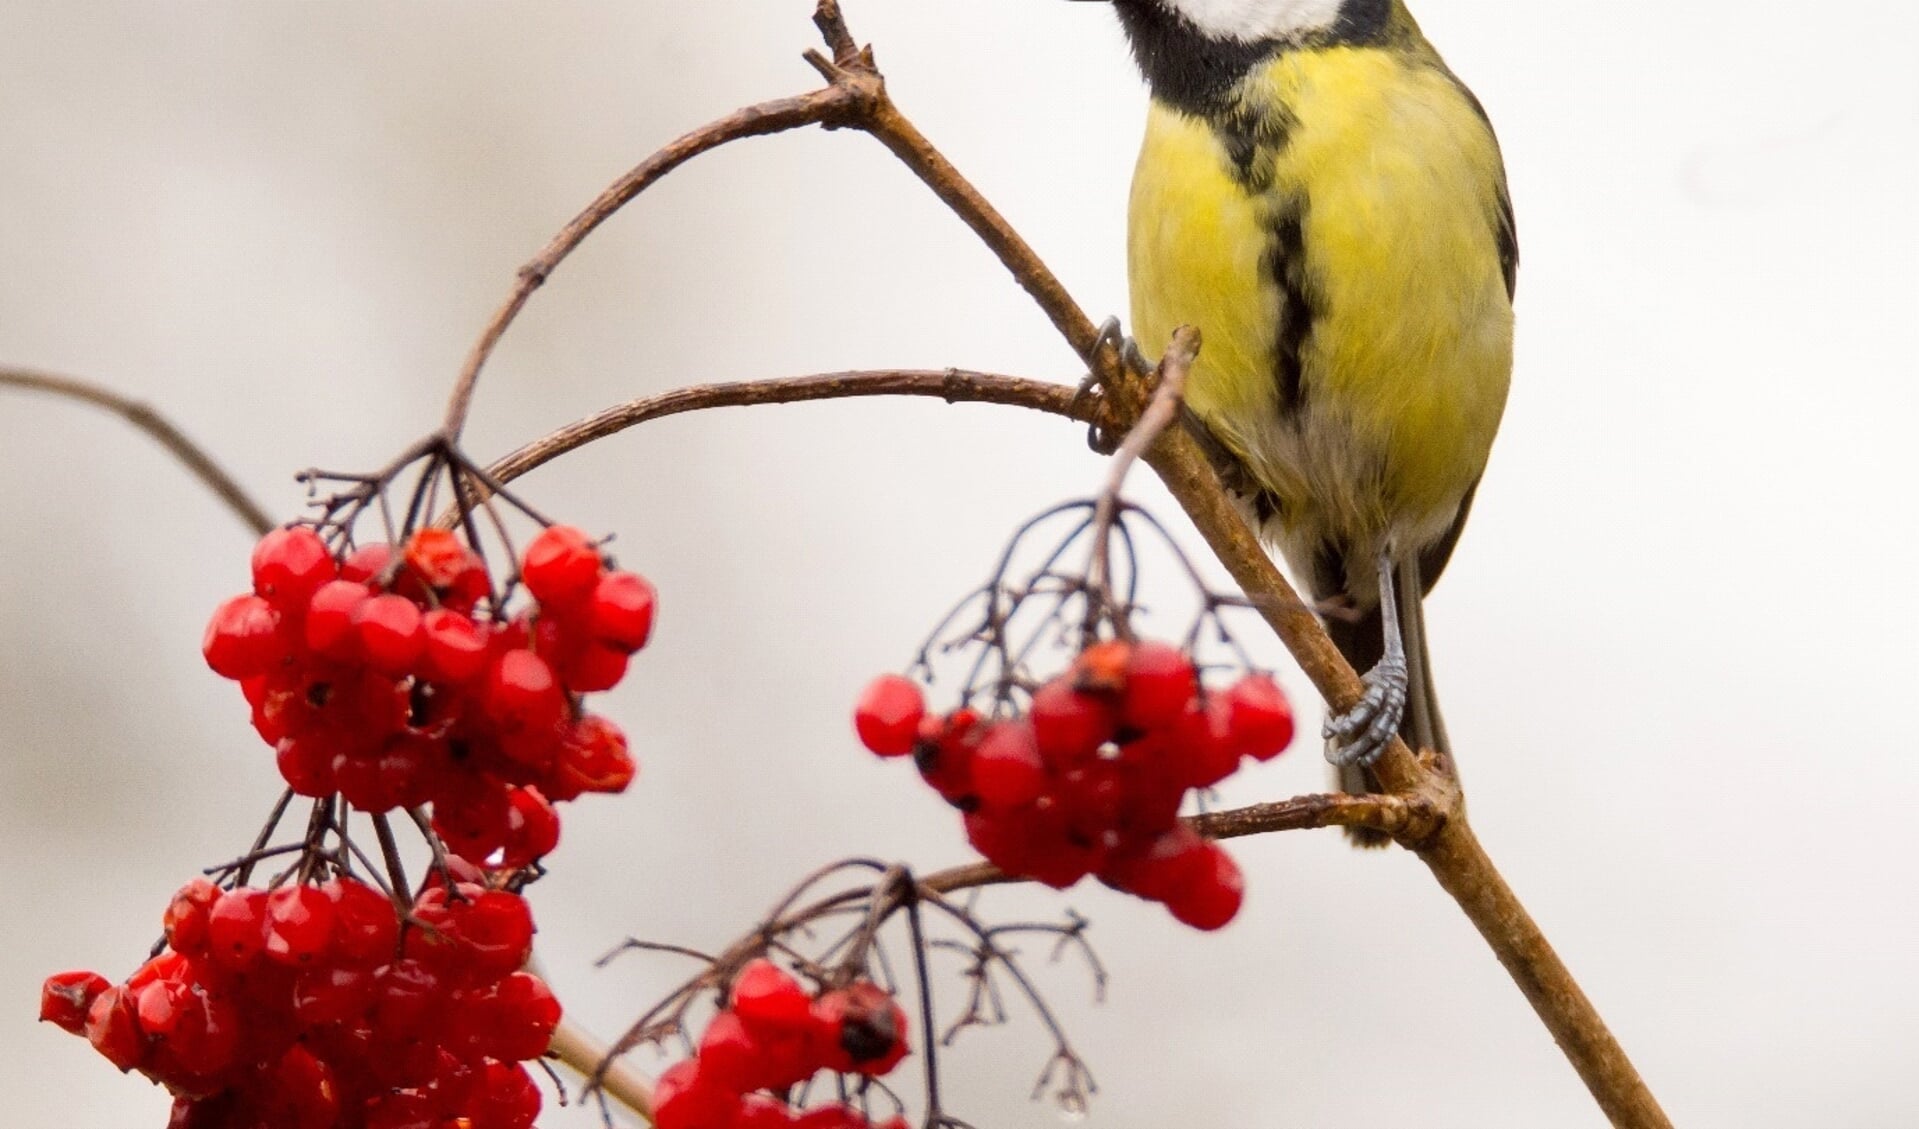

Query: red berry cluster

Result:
[653,959,910,1129]
[855,639,1295,930]
[40,874,559,1128]
[204,524,652,864]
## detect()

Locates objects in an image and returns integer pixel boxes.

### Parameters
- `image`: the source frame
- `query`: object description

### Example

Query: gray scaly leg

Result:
[1324,552,1409,770]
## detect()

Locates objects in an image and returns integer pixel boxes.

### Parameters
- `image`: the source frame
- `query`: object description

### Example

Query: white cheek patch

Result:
[1158,0,1345,42]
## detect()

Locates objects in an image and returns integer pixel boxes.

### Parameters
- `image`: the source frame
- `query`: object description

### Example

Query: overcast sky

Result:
[3,2,1916,1126]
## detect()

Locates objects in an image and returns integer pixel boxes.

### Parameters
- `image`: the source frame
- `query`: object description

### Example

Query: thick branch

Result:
[1,367,274,535]
[1138,407,1668,1127]
[548,1020,655,1124]
[429,2,1669,1123]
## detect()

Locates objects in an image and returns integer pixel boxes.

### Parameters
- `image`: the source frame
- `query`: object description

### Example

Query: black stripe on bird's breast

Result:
[1265,197,1315,417]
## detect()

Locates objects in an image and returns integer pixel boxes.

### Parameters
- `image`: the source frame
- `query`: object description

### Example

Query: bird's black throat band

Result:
[1109,0,1395,117]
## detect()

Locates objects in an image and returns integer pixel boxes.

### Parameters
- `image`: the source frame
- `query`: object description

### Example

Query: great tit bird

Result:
[1078,0,1516,837]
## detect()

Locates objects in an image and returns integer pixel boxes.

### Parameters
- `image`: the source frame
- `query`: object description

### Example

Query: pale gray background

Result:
[4,2,1916,1126]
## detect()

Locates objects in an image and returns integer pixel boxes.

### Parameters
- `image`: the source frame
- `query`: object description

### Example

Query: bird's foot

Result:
[1076,317,1150,453]
[1323,650,1409,770]
[1090,316,1150,377]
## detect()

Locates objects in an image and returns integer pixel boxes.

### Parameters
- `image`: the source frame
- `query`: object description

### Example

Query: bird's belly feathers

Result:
[1128,49,1514,565]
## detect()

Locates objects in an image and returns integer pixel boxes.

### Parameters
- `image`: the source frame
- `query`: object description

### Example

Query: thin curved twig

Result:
[440,68,881,441]
[914,790,1449,898]
[476,370,1093,501]
[1,367,273,535]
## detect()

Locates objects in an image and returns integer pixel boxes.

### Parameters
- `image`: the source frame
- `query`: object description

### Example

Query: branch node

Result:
[812,0,864,69]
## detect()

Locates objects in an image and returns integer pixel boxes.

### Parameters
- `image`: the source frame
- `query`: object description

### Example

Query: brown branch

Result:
[1,367,274,535]
[919,790,1446,897]
[548,1019,655,1125]
[476,370,1095,497]
[442,0,1125,443]
[1135,393,1669,1128]
[431,2,1669,1124]
[440,81,882,441]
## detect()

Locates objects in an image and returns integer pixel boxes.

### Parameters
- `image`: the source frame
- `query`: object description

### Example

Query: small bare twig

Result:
[1088,325,1199,621]
[1,366,274,535]
[440,48,884,440]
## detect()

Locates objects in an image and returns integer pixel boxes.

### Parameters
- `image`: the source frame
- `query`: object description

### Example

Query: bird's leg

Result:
[1324,552,1409,770]
[1075,317,1152,453]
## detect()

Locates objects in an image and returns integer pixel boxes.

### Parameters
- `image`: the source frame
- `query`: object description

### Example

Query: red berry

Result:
[735,1094,801,1129]
[588,570,657,653]
[520,525,602,608]
[1163,840,1244,931]
[794,1104,866,1129]
[652,1060,738,1129]
[354,593,426,676]
[483,650,565,733]
[421,608,490,684]
[853,675,924,758]
[729,959,814,1036]
[39,970,109,1035]
[134,978,191,1039]
[1070,639,1132,697]
[262,1045,341,1129]
[202,594,284,679]
[370,958,444,1036]
[304,580,373,660]
[499,786,561,868]
[404,529,487,606]
[913,712,978,807]
[481,971,562,1061]
[324,876,400,964]
[460,890,538,979]
[431,774,513,862]
[1174,695,1240,789]
[291,964,375,1025]
[472,1060,542,1129]
[335,735,439,814]
[970,720,1045,808]
[275,734,338,798]
[1225,673,1295,761]
[812,980,909,1076]
[1122,641,1197,729]
[206,888,269,969]
[162,878,222,955]
[339,542,393,585]
[264,884,337,966]
[84,985,148,1072]
[549,715,636,799]
[695,1009,764,1092]
[168,988,242,1078]
[1030,678,1115,766]
[1100,823,1208,903]
[560,640,629,693]
[251,527,336,610]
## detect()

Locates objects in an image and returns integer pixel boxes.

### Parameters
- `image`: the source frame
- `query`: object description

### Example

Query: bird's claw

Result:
[1323,653,1408,770]
[1077,316,1151,454]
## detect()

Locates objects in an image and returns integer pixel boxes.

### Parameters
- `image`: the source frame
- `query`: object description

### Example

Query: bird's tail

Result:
[1325,556,1448,848]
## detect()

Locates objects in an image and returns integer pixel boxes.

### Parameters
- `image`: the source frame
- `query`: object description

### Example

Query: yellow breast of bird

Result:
[1128,45,1514,563]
